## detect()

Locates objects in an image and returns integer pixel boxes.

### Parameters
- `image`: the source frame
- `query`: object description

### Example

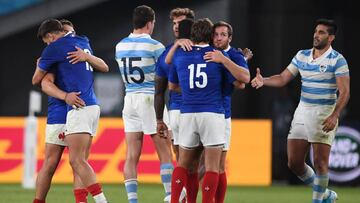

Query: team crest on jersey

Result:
[319,64,327,72]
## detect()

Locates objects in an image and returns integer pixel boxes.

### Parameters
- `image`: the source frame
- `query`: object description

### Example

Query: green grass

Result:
[0,184,359,203]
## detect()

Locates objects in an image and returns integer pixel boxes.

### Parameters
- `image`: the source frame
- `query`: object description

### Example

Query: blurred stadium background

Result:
[0,0,359,202]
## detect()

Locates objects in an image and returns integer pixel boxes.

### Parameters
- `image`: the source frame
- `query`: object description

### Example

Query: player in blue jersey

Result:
[32,20,88,203]
[32,19,109,203]
[251,19,350,203]
[115,5,173,203]
[200,21,251,203]
[168,18,249,203]
[155,8,194,202]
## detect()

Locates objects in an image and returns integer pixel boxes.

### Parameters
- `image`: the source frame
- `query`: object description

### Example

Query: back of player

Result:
[169,18,233,203]
[172,46,226,115]
[115,5,173,203]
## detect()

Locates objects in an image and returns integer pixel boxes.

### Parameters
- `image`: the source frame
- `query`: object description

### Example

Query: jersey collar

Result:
[129,33,151,38]
[194,44,210,47]
[224,45,231,52]
[309,46,333,63]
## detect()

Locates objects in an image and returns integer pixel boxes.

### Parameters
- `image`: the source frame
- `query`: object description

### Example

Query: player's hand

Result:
[233,81,246,89]
[322,113,338,132]
[67,46,88,64]
[242,48,253,61]
[156,120,169,138]
[203,50,225,63]
[64,92,85,109]
[251,68,264,89]
[176,39,193,51]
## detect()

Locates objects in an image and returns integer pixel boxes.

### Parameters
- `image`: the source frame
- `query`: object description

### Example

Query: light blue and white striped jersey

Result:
[115,33,165,94]
[287,46,349,106]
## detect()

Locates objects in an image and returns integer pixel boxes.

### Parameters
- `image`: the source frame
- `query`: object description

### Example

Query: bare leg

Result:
[287,139,311,176]
[35,144,65,200]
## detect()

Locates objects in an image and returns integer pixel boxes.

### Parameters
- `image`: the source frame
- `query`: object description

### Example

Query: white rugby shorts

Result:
[169,109,181,145]
[179,112,225,148]
[288,102,337,145]
[122,93,169,134]
[65,105,100,136]
[45,124,67,146]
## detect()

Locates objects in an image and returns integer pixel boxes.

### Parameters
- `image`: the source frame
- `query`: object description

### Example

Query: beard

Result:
[313,38,328,50]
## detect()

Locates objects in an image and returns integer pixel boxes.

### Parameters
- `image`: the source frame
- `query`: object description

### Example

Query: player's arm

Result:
[41,73,85,108]
[165,39,193,64]
[322,75,350,132]
[32,58,47,85]
[204,50,250,83]
[251,67,295,89]
[154,75,168,122]
[154,75,170,138]
[67,46,109,72]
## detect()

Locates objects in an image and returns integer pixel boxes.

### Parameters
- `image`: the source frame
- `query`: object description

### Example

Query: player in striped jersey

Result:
[115,5,173,203]
[251,19,350,203]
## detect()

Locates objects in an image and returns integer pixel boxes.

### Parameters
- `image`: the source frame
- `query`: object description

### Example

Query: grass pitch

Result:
[0,184,359,203]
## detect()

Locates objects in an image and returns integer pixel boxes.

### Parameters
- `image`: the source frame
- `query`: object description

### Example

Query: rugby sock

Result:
[215,172,227,203]
[171,167,188,203]
[33,199,45,203]
[298,164,330,198]
[298,164,315,186]
[74,188,88,203]
[186,172,199,203]
[312,174,329,203]
[202,171,219,203]
[124,179,138,203]
[87,183,107,203]
[160,163,174,197]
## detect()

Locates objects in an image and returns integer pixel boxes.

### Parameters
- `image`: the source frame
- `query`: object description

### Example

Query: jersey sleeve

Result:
[334,54,349,77]
[153,42,165,61]
[286,51,301,76]
[168,51,179,84]
[38,44,62,72]
[155,51,168,78]
[230,51,249,70]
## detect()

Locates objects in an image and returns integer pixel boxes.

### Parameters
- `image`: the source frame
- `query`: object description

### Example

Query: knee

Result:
[287,159,304,175]
[313,160,328,174]
[69,157,85,170]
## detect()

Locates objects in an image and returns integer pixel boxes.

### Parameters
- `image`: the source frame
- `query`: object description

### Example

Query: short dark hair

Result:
[60,19,74,30]
[213,21,233,37]
[169,7,195,20]
[133,5,155,29]
[37,19,63,39]
[178,18,194,39]
[191,18,213,44]
[315,18,337,35]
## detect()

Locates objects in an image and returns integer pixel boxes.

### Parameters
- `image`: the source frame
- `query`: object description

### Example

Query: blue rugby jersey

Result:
[169,44,235,114]
[155,43,182,110]
[222,46,249,119]
[38,33,98,112]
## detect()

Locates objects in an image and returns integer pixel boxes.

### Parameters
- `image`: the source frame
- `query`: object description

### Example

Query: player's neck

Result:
[313,44,331,59]
[133,28,151,35]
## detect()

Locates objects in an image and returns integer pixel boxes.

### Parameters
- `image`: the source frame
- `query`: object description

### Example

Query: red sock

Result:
[74,188,88,203]
[215,172,227,203]
[186,172,199,203]
[33,199,45,203]
[171,167,188,203]
[87,183,102,197]
[202,171,219,203]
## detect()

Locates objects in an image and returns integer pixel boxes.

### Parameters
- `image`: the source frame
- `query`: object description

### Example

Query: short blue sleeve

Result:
[155,51,168,78]
[38,44,62,72]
